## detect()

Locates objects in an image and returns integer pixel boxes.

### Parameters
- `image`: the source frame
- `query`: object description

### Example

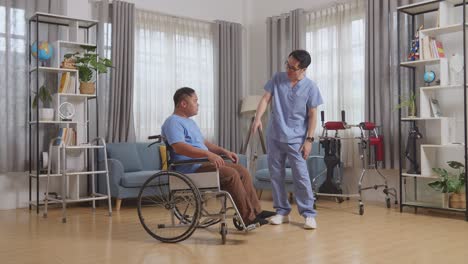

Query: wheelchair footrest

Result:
[245,223,259,231]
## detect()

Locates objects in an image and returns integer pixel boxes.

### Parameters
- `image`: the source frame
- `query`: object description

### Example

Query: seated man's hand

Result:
[207,152,225,168]
[224,151,238,163]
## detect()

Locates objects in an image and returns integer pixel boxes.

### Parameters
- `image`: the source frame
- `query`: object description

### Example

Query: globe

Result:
[423,71,436,84]
[31,41,53,61]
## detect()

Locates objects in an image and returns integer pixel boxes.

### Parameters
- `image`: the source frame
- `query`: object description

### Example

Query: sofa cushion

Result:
[135,142,161,171]
[121,170,161,188]
[256,168,294,183]
[106,143,143,172]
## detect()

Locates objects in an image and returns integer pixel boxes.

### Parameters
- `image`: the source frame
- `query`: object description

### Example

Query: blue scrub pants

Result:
[267,136,317,218]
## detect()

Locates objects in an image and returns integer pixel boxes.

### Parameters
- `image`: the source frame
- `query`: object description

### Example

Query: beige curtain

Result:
[107,0,136,143]
[365,0,420,168]
[0,0,66,172]
[215,20,243,152]
[266,8,305,79]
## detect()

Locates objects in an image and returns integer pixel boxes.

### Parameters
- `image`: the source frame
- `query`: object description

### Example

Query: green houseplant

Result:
[64,45,112,94]
[32,85,54,121]
[428,161,466,209]
[395,92,417,118]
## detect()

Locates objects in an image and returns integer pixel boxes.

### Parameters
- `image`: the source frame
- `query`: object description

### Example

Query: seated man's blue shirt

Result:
[264,72,323,143]
[161,114,208,173]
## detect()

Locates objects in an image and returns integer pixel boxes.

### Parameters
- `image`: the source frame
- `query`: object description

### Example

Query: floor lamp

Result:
[240,95,267,155]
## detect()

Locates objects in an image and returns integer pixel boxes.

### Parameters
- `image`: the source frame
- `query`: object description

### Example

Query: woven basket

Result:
[79,82,95,94]
[450,193,466,209]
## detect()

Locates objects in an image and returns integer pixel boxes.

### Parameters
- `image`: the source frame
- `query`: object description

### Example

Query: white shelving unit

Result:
[28,12,111,221]
[397,0,468,219]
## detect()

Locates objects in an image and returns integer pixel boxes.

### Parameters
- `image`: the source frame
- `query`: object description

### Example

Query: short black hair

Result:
[288,49,311,69]
[173,87,195,107]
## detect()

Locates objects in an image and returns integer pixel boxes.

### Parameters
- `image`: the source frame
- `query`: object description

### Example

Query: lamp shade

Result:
[240,95,262,114]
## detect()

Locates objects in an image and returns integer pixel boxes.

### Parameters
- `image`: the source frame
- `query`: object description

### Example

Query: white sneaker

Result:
[269,214,290,225]
[304,217,317,229]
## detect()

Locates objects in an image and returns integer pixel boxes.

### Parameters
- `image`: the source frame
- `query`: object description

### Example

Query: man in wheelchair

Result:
[161,87,275,226]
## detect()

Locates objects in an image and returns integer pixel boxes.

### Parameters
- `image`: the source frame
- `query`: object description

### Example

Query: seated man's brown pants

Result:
[195,163,261,224]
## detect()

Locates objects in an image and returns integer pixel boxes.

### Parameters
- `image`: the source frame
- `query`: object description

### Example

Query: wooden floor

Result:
[1,199,468,264]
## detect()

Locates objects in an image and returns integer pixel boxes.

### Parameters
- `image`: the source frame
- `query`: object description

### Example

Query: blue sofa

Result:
[253,142,343,199]
[99,142,247,210]
[98,142,163,210]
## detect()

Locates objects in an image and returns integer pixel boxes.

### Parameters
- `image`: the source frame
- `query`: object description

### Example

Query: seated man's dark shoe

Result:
[246,216,268,226]
[257,210,276,219]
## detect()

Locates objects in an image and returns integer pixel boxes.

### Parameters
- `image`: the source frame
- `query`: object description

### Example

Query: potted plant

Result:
[428,161,466,209]
[395,92,417,118]
[32,85,54,121]
[64,46,112,94]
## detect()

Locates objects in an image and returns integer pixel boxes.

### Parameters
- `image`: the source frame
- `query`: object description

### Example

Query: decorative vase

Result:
[449,193,466,209]
[408,104,417,118]
[442,192,450,208]
[79,82,95,94]
[39,108,54,121]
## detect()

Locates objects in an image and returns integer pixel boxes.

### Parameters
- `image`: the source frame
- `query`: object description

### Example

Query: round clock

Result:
[58,102,75,121]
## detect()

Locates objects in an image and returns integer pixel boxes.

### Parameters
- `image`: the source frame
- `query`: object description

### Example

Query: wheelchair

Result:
[137,135,258,244]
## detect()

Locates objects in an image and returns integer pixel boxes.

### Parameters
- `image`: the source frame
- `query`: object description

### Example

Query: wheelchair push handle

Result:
[148,135,162,141]
[147,135,162,148]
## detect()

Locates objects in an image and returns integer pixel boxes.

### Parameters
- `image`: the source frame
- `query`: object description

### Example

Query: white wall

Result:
[0,172,29,210]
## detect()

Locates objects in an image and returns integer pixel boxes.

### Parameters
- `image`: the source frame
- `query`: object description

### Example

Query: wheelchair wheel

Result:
[137,171,202,243]
[174,206,220,228]
[220,223,227,244]
[233,214,244,231]
[174,193,221,228]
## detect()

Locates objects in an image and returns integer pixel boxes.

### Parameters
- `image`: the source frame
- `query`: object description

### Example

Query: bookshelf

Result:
[397,0,468,220]
[28,12,111,221]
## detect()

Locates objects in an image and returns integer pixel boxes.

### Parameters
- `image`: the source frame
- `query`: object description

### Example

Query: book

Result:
[423,36,432,60]
[430,98,442,118]
[55,128,64,145]
[435,40,445,58]
[65,76,76,94]
[58,72,70,93]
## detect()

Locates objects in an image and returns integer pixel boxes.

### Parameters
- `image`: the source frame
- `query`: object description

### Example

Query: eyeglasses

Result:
[284,60,302,72]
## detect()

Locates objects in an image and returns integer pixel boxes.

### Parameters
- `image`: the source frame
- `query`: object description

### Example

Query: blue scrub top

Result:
[264,72,323,143]
[161,114,208,173]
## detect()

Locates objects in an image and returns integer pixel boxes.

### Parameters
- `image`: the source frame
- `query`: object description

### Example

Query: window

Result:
[133,10,215,141]
[0,6,26,54]
[305,3,365,126]
[305,1,365,166]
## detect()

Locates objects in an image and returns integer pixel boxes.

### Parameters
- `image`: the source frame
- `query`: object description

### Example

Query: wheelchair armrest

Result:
[169,155,231,167]
[171,158,210,166]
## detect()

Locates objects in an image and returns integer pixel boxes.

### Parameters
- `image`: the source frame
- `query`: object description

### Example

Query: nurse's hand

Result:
[251,119,263,134]
[207,152,225,168]
[300,141,312,159]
